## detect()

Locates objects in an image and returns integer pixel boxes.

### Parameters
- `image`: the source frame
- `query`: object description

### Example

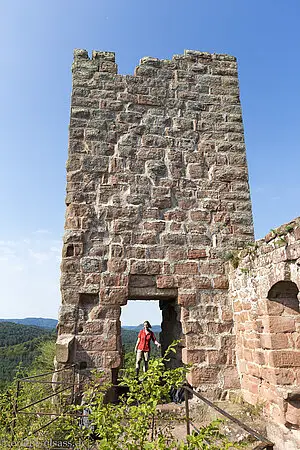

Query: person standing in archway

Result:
[135,321,161,377]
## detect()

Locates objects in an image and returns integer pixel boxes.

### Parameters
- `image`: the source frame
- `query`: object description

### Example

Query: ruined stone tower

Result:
[56,49,254,394]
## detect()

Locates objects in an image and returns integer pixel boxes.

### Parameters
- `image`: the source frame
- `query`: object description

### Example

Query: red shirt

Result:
[137,329,156,352]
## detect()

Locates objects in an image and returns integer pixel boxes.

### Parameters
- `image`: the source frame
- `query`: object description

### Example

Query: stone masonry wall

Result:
[56,49,254,395]
[228,217,300,448]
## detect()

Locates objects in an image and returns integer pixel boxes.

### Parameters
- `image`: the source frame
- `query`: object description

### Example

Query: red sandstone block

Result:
[206,350,227,365]
[213,212,230,223]
[265,300,284,316]
[126,247,146,259]
[190,210,210,221]
[252,351,266,366]
[107,258,127,273]
[100,287,128,305]
[162,262,171,274]
[65,216,81,230]
[170,222,182,232]
[200,261,224,275]
[221,309,233,322]
[245,362,261,378]
[113,220,132,232]
[188,249,207,259]
[188,367,220,385]
[134,232,158,245]
[233,301,242,312]
[137,94,161,106]
[156,276,175,289]
[260,333,289,350]
[84,273,101,286]
[294,226,300,240]
[164,210,187,221]
[60,272,83,289]
[270,351,300,367]
[246,338,261,350]
[207,322,233,333]
[130,260,162,275]
[76,333,118,352]
[110,244,123,258]
[143,221,166,232]
[61,259,80,273]
[223,367,240,389]
[193,277,211,289]
[101,274,128,287]
[174,262,198,275]
[213,276,229,289]
[182,348,206,364]
[242,390,259,406]
[176,276,194,289]
[276,369,295,385]
[238,311,250,323]
[178,199,197,210]
[265,317,295,333]
[145,247,165,259]
[241,302,252,311]
[220,335,236,350]
[89,305,121,321]
[180,307,190,321]
[260,367,277,384]
[183,321,203,334]
[162,233,187,246]
[241,375,259,395]
[167,248,187,261]
[178,292,197,307]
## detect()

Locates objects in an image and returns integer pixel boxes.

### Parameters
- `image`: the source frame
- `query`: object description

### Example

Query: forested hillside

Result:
[0,322,52,347]
[0,322,56,390]
[0,322,161,391]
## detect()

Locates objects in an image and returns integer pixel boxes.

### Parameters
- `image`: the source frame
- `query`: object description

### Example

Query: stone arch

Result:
[267,280,299,313]
[263,280,299,359]
[265,280,300,428]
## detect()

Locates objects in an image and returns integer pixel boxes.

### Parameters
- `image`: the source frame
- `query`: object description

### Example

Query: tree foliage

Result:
[0,340,243,449]
[0,323,56,390]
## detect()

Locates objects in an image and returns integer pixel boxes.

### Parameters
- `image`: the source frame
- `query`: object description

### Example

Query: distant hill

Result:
[123,324,161,332]
[0,318,58,329]
[0,319,160,331]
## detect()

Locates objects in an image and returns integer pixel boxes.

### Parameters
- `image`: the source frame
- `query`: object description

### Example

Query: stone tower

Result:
[56,49,254,394]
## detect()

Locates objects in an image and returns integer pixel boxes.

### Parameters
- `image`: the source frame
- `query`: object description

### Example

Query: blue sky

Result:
[0,0,299,324]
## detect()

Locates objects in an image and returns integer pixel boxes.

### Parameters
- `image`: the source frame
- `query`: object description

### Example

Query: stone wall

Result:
[57,49,254,395]
[228,218,300,448]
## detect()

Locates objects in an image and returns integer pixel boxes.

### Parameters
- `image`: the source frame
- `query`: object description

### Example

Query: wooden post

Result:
[184,387,190,436]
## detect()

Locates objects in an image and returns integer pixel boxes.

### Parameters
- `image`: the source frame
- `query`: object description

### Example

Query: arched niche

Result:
[267,281,299,313]
[266,280,300,429]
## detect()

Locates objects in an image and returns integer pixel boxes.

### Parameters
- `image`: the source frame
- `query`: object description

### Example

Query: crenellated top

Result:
[72,48,237,76]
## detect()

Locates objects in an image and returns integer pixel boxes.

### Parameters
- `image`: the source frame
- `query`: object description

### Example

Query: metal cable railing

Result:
[183,386,274,450]
[11,364,79,443]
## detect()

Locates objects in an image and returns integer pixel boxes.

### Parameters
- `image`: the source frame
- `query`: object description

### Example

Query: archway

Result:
[120,297,183,372]
[266,280,300,428]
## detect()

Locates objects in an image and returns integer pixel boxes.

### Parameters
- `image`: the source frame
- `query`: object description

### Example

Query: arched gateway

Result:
[56,49,254,395]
